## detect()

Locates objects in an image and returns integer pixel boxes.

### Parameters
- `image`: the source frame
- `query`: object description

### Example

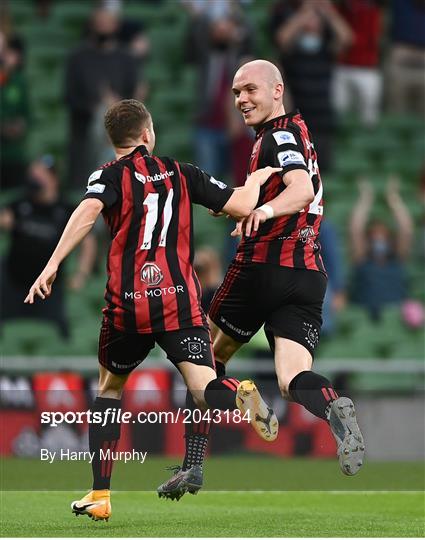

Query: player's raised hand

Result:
[244,208,268,237]
[24,261,58,304]
[246,166,282,186]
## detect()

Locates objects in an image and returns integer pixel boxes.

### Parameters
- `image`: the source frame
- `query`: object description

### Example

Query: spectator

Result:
[182,0,247,20]
[194,247,222,312]
[65,7,138,188]
[0,33,30,190]
[269,0,352,171]
[184,5,254,177]
[118,17,150,101]
[319,218,346,336]
[387,0,425,115]
[333,0,384,126]
[0,156,96,338]
[349,177,413,321]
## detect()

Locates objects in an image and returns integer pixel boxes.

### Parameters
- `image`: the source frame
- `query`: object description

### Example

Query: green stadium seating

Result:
[3,0,423,373]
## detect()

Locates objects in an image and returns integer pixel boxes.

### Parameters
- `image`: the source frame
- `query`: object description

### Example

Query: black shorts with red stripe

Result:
[98,318,215,375]
[209,261,327,357]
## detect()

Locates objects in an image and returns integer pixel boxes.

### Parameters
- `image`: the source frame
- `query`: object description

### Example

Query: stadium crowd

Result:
[0,0,424,358]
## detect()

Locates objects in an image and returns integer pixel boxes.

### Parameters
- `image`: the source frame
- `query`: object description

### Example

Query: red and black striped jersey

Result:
[236,110,326,274]
[83,145,233,334]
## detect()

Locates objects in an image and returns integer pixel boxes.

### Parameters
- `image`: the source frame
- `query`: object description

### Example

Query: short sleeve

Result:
[262,129,309,177]
[82,166,121,208]
[180,163,233,213]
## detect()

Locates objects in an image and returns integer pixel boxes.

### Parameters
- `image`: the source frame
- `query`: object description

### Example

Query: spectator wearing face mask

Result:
[0,156,96,338]
[65,7,138,188]
[349,177,413,321]
[184,4,254,179]
[269,0,353,172]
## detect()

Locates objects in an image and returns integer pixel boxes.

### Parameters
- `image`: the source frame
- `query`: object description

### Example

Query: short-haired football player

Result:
[25,99,280,520]
[160,60,365,500]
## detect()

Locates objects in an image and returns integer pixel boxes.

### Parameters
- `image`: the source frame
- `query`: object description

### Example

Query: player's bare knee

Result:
[213,336,240,364]
[97,384,124,399]
[214,345,233,365]
[98,367,127,398]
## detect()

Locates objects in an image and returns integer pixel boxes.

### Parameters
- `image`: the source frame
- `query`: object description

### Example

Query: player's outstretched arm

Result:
[222,166,282,219]
[234,169,314,237]
[24,198,104,304]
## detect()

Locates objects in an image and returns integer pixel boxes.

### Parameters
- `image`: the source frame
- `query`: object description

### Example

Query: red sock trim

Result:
[222,379,238,392]
[321,387,331,402]
[328,388,338,400]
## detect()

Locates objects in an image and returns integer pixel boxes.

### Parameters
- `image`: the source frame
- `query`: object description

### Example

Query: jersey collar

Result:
[254,110,300,138]
[118,144,150,160]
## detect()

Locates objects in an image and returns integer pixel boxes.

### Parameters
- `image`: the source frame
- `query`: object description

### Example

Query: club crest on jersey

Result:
[140,262,163,286]
[298,226,315,242]
[180,336,208,360]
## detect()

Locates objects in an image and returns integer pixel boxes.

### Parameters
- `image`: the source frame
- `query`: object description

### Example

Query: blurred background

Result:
[0,0,424,473]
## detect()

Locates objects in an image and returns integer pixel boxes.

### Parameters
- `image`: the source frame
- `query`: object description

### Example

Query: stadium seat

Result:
[5,1,422,374]
[1,321,66,356]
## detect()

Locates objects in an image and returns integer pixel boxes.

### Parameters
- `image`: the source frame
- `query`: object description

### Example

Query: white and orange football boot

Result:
[71,489,111,521]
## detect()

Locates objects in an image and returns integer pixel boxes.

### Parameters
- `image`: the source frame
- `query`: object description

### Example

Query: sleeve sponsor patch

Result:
[277,150,306,167]
[85,183,105,194]
[272,130,297,146]
[209,176,227,189]
[87,169,103,186]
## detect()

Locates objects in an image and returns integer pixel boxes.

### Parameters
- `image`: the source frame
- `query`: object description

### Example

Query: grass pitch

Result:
[1,457,424,537]
[1,490,424,537]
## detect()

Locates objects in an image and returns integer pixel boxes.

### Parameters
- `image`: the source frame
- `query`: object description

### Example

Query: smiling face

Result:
[232,61,284,128]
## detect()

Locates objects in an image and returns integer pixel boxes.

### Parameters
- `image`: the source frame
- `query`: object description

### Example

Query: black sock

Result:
[89,396,122,490]
[204,376,240,410]
[182,391,210,471]
[288,370,338,421]
[181,362,226,471]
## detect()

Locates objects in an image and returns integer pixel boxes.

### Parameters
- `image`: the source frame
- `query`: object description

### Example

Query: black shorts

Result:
[98,319,214,375]
[209,261,327,357]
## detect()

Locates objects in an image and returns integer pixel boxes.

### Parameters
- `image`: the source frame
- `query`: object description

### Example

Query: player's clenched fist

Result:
[24,262,58,304]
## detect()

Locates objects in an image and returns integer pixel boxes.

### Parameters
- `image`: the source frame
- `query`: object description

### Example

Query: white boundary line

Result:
[2,490,424,494]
